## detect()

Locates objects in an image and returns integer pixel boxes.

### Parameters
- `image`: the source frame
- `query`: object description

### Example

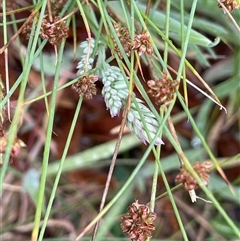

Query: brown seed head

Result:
[0,136,26,164]
[147,72,179,106]
[218,0,239,12]
[175,161,213,191]
[113,23,132,58]
[40,16,69,45]
[132,31,153,56]
[72,75,98,100]
[120,200,157,241]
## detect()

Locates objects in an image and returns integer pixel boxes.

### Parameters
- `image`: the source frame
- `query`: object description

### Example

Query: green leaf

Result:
[211,218,240,239]
[47,134,141,176]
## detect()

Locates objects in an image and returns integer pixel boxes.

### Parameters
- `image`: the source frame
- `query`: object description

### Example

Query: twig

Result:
[145,53,158,81]
[4,49,10,120]
[2,0,11,121]
[91,94,132,241]
[145,0,152,24]
[47,0,53,23]
[217,0,240,32]
[54,7,79,24]
[0,5,33,16]
[167,65,227,113]
[75,1,92,73]
[165,106,185,168]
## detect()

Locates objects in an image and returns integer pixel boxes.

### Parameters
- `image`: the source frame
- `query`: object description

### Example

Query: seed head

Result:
[22,18,36,40]
[147,72,179,106]
[72,75,98,100]
[113,23,132,58]
[76,39,96,75]
[101,65,164,145]
[218,0,239,12]
[102,66,129,117]
[126,98,164,145]
[0,135,26,164]
[120,200,157,241]
[40,16,69,45]
[132,31,153,56]
[175,161,213,191]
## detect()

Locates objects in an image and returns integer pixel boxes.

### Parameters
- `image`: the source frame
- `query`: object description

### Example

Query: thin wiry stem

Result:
[91,94,132,241]
[217,0,240,32]
[2,0,11,121]
[166,106,184,168]
[76,0,92,72]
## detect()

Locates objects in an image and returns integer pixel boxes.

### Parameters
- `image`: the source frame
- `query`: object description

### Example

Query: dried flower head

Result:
[175,161,213,191]
[0,135,26,164]
[22,18,36,40]
[147,72,179,106]
[120,200,157,241]
[40,16,69,45]
[218,0,239,12]
[72,75,98,100]
[113,23,132,58]
[132,31,153,56]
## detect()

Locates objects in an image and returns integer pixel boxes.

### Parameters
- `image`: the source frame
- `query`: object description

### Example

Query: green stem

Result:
[75,132,162,240]
[0,1,44,194]
[156,158,189,241]
[149,152,159,212]
[176,0,198,81]
[163,0,170,64]
[32,40,66,241]
[178,94,239,236]
[38,98,83,241]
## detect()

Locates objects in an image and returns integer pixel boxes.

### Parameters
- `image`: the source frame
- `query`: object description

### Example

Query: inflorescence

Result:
[120,200,157,241]
[175,161,213,191]
[72,37,165,146]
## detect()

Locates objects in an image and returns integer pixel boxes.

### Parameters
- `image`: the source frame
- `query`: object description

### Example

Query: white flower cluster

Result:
[102,65,163,145]
[76,38,164,145]
[76,38,95,75]
[126,98,164,145]
[102,66,129,117]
